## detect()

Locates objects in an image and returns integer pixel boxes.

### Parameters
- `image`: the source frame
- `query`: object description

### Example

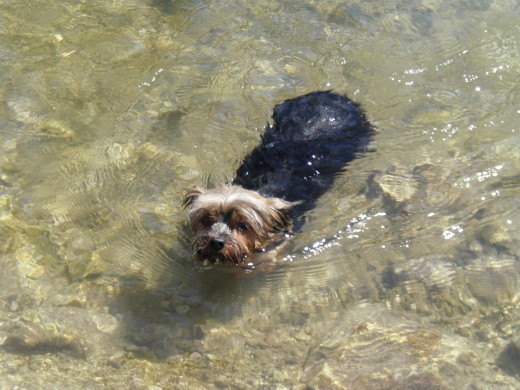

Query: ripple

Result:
[2,0,520,387]
[465,257,519,306]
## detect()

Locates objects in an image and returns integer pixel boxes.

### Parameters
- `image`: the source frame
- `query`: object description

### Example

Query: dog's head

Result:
[183,185,297,267]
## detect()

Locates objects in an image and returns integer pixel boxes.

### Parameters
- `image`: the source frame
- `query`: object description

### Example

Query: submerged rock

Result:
[0,307,121,359]
[300,304,516,389]
[498,330,520,377]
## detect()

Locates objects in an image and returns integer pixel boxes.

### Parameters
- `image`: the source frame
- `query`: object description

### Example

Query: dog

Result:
[183,91,375,269]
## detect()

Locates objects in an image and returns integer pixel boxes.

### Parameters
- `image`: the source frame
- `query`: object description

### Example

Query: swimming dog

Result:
[183,91,374,269]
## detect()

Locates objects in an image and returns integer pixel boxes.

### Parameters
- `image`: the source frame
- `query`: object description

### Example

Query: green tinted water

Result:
[1,0,519,387]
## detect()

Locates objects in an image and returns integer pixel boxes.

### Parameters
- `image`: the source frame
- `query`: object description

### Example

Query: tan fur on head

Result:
[183,185,298,267]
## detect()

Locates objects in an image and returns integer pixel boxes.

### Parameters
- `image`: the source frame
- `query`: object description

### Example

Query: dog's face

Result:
[183,185,296,267]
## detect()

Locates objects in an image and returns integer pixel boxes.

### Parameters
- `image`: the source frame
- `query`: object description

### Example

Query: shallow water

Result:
[1,0,520,388]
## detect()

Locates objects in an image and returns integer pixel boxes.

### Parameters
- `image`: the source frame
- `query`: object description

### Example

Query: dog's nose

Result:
[209,237,225,251]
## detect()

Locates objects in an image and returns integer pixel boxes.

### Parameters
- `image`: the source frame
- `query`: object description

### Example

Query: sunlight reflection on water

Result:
[1,0,520,387]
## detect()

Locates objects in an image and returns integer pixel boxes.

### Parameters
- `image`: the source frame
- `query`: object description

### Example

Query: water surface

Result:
[1,0,520,388]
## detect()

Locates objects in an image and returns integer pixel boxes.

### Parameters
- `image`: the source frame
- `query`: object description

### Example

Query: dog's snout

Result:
[209,237,225,251]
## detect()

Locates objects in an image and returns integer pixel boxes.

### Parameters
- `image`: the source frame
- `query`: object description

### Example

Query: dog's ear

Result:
[182,187,205,208]
[263,197,301,233]
[265,197,301,213]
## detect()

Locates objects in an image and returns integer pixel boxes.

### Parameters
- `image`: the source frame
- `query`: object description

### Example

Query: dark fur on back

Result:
[233,91,375,218]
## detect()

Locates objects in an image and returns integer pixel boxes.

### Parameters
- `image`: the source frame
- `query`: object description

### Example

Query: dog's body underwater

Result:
[183,91,375,269]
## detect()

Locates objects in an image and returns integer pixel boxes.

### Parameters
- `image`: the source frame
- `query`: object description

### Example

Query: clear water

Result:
[1,0,519,387]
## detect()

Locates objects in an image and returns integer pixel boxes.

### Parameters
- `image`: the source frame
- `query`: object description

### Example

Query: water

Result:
[1,0,519,388]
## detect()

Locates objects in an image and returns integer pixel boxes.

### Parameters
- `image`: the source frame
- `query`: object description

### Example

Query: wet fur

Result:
[183,186,295,267]
[183,91,375,269]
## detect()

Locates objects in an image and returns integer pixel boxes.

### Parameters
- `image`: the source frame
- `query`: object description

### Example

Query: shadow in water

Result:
[110,233,275,360]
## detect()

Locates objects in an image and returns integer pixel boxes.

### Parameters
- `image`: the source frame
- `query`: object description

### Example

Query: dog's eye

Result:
[235,222,248,232]
[202,216,213,227]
